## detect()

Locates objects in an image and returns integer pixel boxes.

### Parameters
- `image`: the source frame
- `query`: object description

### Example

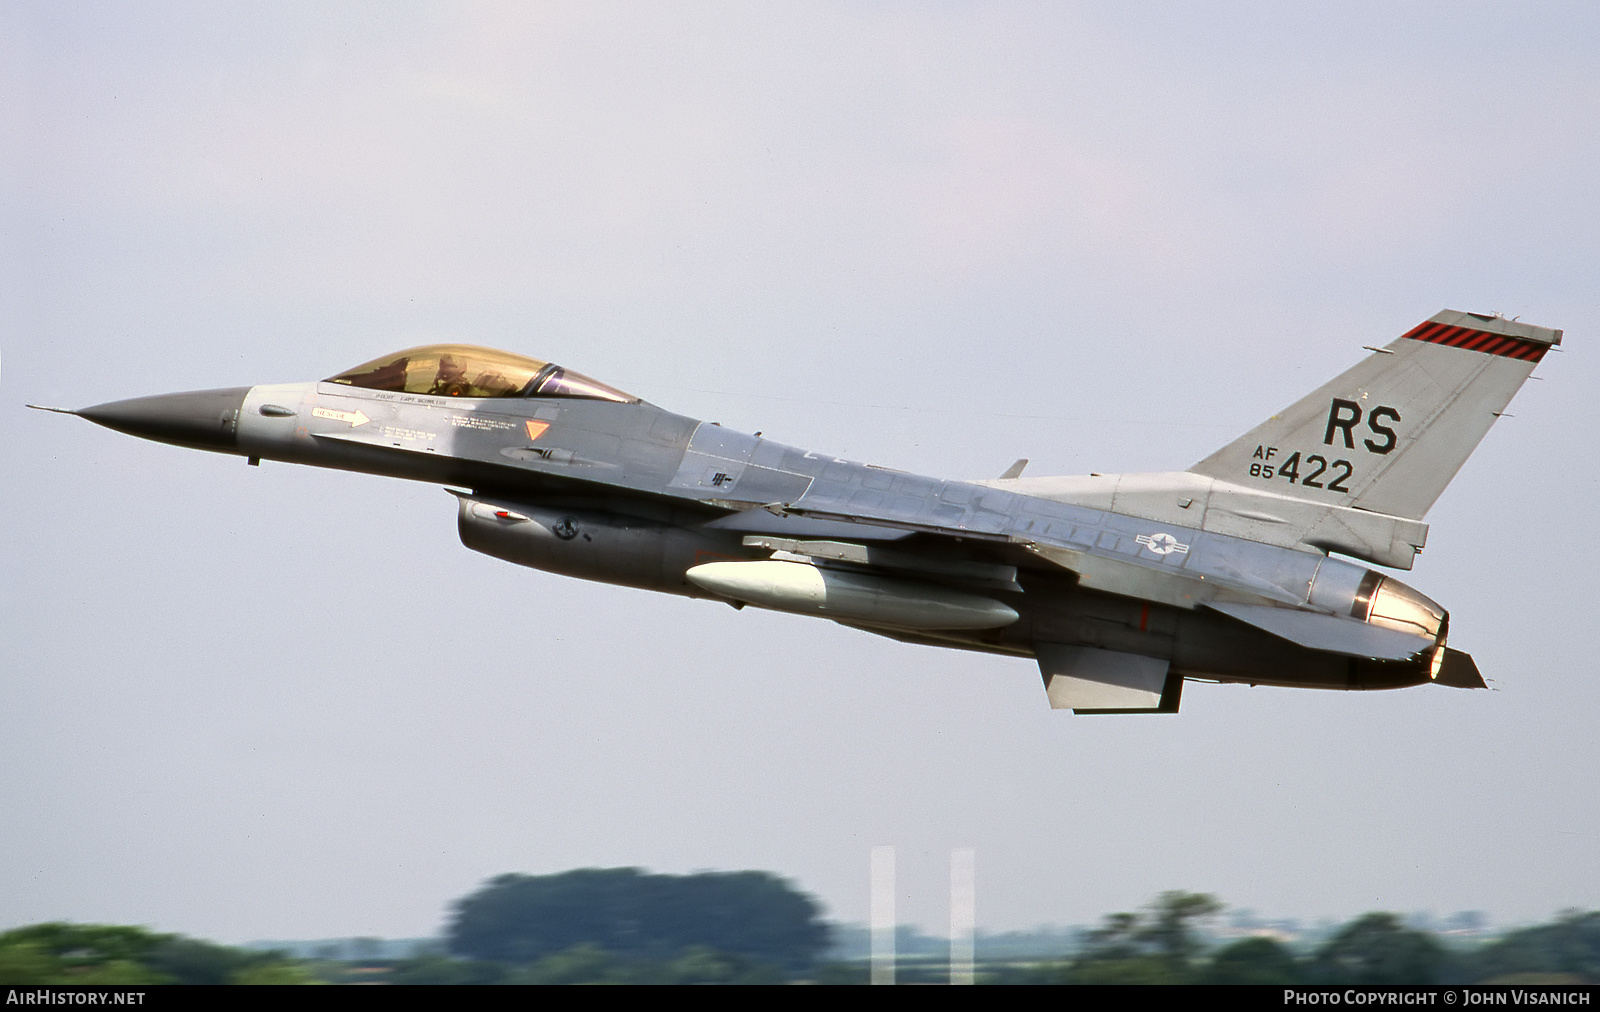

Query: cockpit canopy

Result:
[325,345,638,403]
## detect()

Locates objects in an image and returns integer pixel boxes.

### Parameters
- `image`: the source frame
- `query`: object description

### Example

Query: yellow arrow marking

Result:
[312,407,371,427]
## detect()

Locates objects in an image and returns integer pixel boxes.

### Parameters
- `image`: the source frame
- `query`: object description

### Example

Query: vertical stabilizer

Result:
[1188,311,1561,520]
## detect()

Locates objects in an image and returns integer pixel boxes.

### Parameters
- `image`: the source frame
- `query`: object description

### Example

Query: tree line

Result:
[985,892,1600,985]
[3,875,1599,984]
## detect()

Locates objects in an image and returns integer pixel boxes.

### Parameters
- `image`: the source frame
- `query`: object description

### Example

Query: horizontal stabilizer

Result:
[1205,601,1433,660]
[1036,643,1182,713]
[1433,647,1486,689]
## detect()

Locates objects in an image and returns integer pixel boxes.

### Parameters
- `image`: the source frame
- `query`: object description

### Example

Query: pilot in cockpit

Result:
[429,354,471,396]
[326,345,638,403]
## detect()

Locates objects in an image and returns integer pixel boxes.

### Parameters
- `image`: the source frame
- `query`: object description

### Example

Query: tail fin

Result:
[1189,310,1562,520]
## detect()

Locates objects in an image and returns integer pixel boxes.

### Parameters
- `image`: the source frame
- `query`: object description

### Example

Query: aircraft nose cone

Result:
[77,387,251,451]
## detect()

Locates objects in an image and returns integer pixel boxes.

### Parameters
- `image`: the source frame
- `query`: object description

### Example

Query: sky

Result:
[3,2,1598,944]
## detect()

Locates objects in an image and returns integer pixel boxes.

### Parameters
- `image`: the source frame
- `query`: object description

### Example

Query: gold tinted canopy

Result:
[326,345,637,402]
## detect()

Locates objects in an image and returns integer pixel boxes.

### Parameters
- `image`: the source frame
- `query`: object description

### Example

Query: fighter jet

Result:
[35,310,1561,713]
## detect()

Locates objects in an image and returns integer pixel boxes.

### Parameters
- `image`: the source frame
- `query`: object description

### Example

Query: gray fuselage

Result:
[84,378,1439,694]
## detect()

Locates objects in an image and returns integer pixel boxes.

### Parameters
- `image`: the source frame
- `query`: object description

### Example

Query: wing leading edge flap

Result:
[1035,644,1182,714]
[1205,600,1433,660]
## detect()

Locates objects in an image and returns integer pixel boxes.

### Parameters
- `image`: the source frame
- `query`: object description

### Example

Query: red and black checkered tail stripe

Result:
[1402,321,1551,362]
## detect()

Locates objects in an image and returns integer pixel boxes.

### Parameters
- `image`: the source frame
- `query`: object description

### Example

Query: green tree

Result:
[387,954,509,985]
[665,946,784,985]
[1309,913,1445,984]
[229,962,321,985]
[1140,891,1225,966]
[145,936,295,985]
[1057,891,1223,984]
[0,942,59,985]
[1201,936,1302,984]
[449,867,829,971]
[0,924,174,985]
[1468,910,1600,983]
[514,944,628,985]
[0,923,310,985]
[1068,957,1188,985]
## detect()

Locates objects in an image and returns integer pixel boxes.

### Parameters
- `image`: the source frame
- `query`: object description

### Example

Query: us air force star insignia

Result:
[1136,532,1189,556]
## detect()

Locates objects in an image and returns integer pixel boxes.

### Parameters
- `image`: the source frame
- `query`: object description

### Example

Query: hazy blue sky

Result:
[3,2,1598,943]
